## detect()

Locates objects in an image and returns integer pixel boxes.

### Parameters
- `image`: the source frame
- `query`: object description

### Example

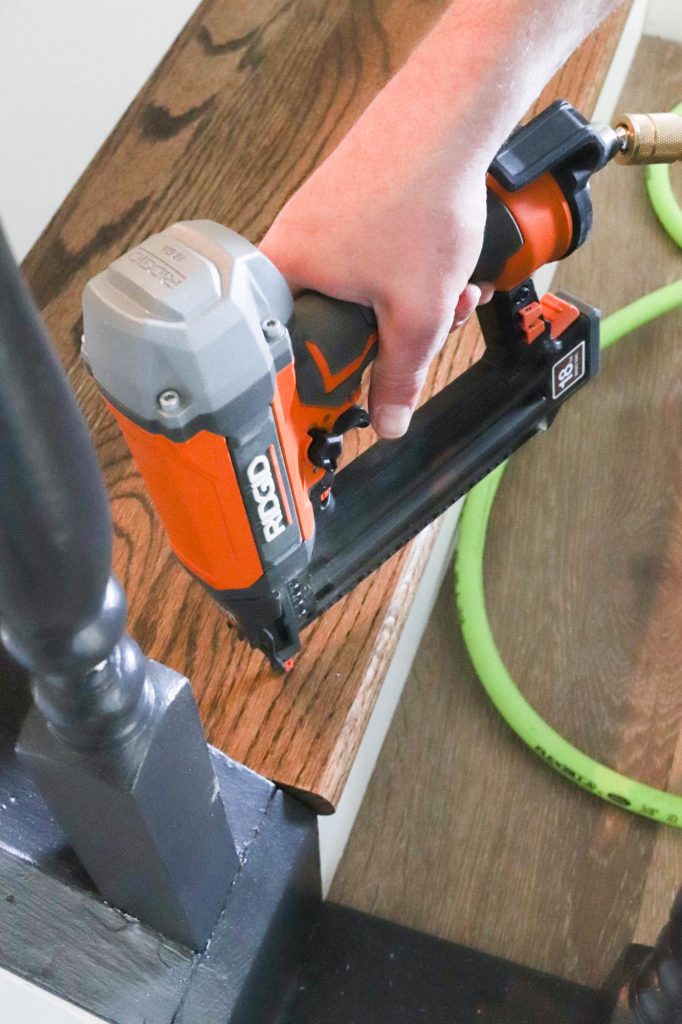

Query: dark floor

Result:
[331,36,682,988]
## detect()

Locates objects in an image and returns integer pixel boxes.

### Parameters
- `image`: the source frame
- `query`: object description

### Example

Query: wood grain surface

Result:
[22,0,630,811]
[331,36,682,987]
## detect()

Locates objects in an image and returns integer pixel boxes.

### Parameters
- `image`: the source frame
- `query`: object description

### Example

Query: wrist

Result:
[351,0,605,182]
[335,17,524,187]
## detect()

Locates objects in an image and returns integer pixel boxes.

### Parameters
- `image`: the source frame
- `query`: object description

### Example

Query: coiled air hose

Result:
[455,103,682,826]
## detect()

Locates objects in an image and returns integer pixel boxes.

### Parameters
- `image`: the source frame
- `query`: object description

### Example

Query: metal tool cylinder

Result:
[614,112,682,164]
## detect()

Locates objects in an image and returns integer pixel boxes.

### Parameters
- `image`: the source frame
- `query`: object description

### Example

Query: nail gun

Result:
[82,101,682,670]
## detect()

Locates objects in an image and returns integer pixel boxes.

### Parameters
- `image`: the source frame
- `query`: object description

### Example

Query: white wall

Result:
[0,0,201,261]
[645,0,682,43]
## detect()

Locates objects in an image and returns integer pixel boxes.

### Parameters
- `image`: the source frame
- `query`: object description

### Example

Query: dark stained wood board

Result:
[21,0,632,811]
[331,35,682,987]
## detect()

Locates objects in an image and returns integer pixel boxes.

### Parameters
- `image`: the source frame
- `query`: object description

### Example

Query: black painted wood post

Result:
[0,223,239,950]
[625,889,682,1024]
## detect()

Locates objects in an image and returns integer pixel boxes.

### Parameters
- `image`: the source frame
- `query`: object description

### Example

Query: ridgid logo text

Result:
[247,454,286,543]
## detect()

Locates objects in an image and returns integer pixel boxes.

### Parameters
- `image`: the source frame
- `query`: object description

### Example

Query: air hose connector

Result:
[613,112,682,165]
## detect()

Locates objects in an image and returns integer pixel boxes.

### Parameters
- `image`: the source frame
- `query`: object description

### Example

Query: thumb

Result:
[368,306,450,439]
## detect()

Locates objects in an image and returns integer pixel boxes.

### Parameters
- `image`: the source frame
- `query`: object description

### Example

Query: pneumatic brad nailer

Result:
[82,102,682,670]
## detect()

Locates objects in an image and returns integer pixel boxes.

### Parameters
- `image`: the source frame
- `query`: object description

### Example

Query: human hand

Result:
[260,99,494,438]
[260,0,624,439]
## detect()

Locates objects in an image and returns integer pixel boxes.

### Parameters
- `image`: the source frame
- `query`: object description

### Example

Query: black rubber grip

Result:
[290,293,377,408]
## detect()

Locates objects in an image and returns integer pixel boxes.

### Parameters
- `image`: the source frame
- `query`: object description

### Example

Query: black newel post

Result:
[625,889,682,1024]
[0,224,238,950]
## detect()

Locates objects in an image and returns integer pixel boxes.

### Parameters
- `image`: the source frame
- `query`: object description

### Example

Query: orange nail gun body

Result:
[83,101,622,669]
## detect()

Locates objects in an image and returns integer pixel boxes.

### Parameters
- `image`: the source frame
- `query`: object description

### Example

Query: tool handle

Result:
[289,293,378,409]
[289,175,560,410]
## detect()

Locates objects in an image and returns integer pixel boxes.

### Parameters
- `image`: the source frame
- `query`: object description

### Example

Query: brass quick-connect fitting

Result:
[613,112,682,165]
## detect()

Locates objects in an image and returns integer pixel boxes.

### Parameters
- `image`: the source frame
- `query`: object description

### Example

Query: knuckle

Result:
[372,357,428,394]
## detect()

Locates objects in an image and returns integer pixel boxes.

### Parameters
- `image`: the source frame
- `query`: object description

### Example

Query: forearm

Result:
[342,0,624,182]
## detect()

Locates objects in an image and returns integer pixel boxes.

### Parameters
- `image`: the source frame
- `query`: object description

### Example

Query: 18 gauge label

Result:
[551,341,585,399]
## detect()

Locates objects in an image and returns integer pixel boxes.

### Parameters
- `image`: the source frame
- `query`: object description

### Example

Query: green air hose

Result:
[455,107,682,826]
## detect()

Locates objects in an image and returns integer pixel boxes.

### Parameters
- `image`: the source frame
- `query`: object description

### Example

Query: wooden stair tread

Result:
[22,0,631,812]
